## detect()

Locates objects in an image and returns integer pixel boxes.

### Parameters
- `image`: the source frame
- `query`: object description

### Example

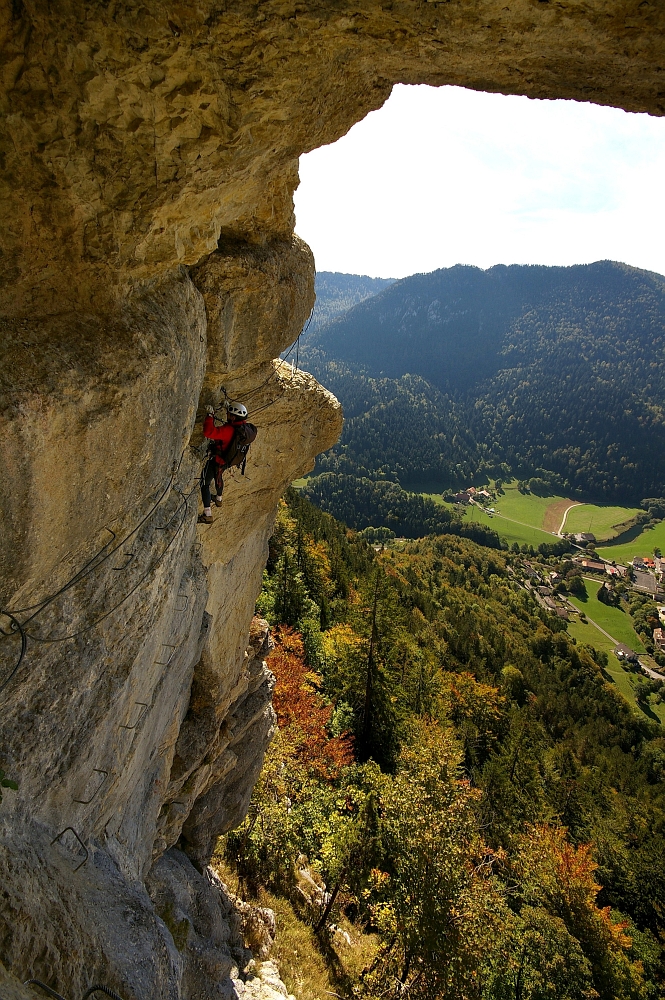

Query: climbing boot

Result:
[213,495,223,507]
[198,512,213,525]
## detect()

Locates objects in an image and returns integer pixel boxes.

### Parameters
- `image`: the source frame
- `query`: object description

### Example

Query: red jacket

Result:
[203,415,244,465]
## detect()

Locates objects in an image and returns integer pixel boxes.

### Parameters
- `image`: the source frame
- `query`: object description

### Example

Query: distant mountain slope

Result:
[302,261,665,503]
[304,271,395,341]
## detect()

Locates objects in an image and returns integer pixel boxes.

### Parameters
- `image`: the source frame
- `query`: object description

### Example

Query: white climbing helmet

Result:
[227,401,247,420]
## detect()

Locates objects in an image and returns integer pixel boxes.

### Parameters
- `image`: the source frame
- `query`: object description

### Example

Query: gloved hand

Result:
[206,405,215,415]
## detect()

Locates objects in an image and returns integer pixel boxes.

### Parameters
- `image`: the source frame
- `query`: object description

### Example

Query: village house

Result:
[575,532,596,544]
[615,644,639,663]
[654,628,665,651]
[581,558,606,573]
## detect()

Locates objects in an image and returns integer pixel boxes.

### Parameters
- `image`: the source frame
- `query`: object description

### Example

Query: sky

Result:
[293,84,665,279]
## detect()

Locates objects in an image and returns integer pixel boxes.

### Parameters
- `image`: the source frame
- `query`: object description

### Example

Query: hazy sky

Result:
[294,84,665,279]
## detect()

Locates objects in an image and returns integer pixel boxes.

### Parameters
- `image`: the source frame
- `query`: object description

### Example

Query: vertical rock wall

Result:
[1,1,663,997]
[0,251,340,998]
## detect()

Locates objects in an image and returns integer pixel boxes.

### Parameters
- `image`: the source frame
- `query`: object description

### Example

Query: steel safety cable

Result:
[7,449,187,626]
[238,330,302,404]
[222,310,311,408]
[0,455,191,687]
[24,488,193,645]
[3,460,181,625]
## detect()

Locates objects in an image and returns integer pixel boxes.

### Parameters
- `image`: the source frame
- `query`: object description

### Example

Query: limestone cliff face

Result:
[1,2,664,998]
[0,251,340,999]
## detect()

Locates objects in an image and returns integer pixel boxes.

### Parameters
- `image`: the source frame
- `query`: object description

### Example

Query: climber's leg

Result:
[199,458,216,524]
[213,471,224,507]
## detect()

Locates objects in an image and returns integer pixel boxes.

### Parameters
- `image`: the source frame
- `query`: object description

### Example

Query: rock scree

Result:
[1,2,664,997]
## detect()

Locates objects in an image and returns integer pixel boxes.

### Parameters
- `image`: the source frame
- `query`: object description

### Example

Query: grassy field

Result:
[298,473,664,564]
[567,579,646,651]
[596,519,665,564]
[491,481,570,530]
[565,586,664,723]
[566,615,665,723]
[463,505,557,550]
[428,481,572,550]
[563,503,640,541]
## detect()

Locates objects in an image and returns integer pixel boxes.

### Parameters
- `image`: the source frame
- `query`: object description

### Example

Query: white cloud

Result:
[294,84,665,278]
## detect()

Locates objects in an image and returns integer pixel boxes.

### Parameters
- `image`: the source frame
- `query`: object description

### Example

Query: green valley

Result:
[300,262,665,540]
[597,519,665,563]
[229,488,665,1000]
[568,579,646,652]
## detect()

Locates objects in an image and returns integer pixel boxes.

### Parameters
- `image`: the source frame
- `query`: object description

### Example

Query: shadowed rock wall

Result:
[1,1,664,998]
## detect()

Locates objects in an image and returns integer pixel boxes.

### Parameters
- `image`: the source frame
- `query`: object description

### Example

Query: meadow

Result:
[298,474,664,562]
[565,580,665,723]
[491,481,569,529]
[597,518,665,564]
[566,615,665,724]
[567,579,646,652]
[563,503,640,540]
[428,481,567,550]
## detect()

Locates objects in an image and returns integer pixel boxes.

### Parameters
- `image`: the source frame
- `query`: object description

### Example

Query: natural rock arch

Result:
[0,3,663,998]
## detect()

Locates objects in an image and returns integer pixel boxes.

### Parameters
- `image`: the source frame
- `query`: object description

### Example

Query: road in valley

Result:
[557,502,583,536]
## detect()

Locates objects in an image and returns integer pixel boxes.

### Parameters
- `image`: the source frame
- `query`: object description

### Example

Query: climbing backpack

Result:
[211,421,258,475]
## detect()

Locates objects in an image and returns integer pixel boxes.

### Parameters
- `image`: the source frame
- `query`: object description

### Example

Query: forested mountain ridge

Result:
[302,261,665,503]
[303,271,395,341]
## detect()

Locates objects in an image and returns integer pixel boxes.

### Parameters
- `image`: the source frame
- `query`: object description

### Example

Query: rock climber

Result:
[198,401,249,524]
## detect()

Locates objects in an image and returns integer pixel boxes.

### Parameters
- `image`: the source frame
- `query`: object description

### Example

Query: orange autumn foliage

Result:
[268,626,354,781]
[520,825,634,954]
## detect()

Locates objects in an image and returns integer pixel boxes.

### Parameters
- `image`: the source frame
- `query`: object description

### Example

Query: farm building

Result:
[615,644,639,663]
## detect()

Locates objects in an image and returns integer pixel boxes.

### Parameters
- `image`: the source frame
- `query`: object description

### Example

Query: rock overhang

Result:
[1,2,664,997]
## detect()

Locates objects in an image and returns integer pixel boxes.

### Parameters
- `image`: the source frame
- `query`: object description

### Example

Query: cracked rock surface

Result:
[1,1,663,997]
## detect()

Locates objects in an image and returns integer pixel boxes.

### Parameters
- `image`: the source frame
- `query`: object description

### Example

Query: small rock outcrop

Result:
[1,2,663,998]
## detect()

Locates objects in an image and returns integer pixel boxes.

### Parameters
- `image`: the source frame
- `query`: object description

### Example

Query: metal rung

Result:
[155,644,177,666]
[82,987,126,1000]
[23,980,67,1000]
[175,594,189,612]
[112,553,135,571]
[50,827,88,872]
[73,768,108,804]
[119,701,149,730]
